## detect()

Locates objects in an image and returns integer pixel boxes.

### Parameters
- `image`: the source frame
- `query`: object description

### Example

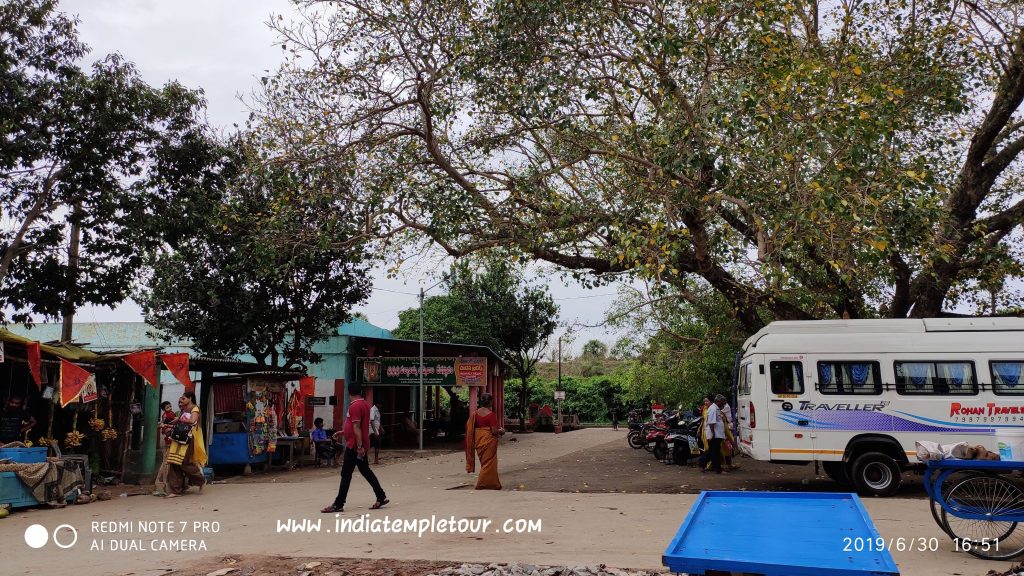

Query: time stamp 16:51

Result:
[842,537,1001,553]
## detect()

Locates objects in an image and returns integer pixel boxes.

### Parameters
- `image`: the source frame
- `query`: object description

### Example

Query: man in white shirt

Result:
[702,395,727,473]
[369,401,383,464]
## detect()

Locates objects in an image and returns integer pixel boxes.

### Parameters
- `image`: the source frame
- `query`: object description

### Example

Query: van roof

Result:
[742,318,1024,354]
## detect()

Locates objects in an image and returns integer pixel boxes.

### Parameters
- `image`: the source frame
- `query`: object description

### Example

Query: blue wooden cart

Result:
[924,459,1024,560]
[663,491,899,576]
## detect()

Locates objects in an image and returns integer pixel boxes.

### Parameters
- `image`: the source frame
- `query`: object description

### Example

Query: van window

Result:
[770,362,804,395]
[738,363,752,396]
[991,361,1024,395]
[818,361,882,395]
[895,361,977,395]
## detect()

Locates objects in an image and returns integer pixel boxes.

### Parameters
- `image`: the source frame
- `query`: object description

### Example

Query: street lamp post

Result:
[418,287,424,451]
[556,335,562,433]
[417,279,444,452]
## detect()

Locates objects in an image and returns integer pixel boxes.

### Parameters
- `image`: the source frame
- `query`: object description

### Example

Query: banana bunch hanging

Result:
[101,402,117,441]
[65,413,85,447]
[88,401,104,431]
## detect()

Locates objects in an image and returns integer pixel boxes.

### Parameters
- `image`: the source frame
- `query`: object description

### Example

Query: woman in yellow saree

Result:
[165,391,207,497]
[698,395,714,471]
[698,396,712,453]
[465,393,504,490]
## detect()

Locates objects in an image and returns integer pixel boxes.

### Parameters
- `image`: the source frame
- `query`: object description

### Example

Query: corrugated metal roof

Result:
[0,328,105,362]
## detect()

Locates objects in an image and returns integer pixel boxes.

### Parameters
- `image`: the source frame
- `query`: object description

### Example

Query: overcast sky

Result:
[59,0,625,354]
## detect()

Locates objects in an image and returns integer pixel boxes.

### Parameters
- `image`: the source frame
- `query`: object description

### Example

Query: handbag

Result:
[169,422,193,444]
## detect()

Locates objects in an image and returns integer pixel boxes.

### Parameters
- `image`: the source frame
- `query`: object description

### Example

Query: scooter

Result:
[655,415,705,465]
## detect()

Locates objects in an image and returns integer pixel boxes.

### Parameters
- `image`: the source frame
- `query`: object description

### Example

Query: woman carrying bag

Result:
[165,392,207,497]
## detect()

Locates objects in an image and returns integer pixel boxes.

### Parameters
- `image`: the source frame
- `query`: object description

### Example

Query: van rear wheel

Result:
[851,452,901,497]
[822,461,851,486]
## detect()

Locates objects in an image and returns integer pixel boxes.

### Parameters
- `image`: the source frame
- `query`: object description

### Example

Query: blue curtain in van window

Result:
[994,362,1022,387]
[947,363,966,386]
[851,364,869,385]
[907,363,929,386]
[819,363,833,383]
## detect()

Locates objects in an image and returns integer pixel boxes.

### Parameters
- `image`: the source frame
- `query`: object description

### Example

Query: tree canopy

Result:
[259,0,1024,332]
[1,0,230,324]
[138,140,374,369]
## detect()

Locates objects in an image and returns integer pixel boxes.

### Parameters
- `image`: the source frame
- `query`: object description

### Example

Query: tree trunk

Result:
[61,202,83,342]
[0,191,50,290]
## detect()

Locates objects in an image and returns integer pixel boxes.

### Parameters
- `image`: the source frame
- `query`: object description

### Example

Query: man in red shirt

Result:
[321,383,388,513]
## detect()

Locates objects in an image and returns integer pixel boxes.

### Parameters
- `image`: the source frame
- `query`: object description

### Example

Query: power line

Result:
[372,286,419,297]
[552,292,618,301]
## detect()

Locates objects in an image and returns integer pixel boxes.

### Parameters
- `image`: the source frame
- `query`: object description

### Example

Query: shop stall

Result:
[205,371,305,472]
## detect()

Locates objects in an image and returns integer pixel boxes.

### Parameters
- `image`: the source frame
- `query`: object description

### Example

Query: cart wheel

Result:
[822,461,851,486]
[941,474,1024,560]
[929,472,982,537]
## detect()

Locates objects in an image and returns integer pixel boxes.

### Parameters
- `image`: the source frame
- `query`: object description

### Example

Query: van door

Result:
[766,357,814,461]
[736,361,757,457]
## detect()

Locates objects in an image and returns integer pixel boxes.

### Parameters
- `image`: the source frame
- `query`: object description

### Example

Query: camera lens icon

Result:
[24,524,78,549]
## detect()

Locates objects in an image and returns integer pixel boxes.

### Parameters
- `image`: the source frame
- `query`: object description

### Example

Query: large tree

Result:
[138,141,374,369]
[1,0,229,325]
[607,282,747,409]
[259,0,1024,331]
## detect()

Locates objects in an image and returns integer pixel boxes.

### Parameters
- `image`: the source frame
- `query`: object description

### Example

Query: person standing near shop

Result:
[465,392,503,490]
[152,401,178,497]
[165,392,207,497]
[701,395,726,474]
[321,383,388,513]
[369,400,383,465]
[0,394,36,444]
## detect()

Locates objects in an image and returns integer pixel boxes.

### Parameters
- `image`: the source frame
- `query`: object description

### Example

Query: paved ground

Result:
[4,428,1019,576]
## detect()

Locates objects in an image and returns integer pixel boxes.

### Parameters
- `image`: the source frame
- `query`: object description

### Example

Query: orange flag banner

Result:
[123,350,158,388]
[26,341,42,390]
[299,376,315,397]
[160,353,193,392]
[60,360,95,407]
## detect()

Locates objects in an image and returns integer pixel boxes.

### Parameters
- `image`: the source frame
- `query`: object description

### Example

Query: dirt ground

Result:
[214,447,462,485]
[501,434,928,497]
[164,432,935,576]
[166,555,459,576]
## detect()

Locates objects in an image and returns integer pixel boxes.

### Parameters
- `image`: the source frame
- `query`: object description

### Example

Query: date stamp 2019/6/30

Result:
[843,537,941,553]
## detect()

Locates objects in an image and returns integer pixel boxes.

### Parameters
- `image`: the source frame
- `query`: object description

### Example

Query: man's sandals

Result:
[321,499,388,514]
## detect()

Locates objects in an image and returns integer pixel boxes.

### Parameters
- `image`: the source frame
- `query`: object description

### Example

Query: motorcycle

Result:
[626,420,646,449]
[654,414,705,465]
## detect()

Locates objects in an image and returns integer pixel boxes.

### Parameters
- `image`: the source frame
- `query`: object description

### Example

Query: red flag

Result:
[299,376,315,397]
[160,353,194,392]
[26,341,42,390]
[60,360,95,407]
[123,350,158,388]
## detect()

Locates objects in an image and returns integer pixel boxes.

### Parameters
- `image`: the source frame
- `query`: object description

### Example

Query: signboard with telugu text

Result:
[358,357,485,387]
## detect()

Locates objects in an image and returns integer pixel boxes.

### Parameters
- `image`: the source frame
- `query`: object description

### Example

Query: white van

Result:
[735,318,1024,496]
